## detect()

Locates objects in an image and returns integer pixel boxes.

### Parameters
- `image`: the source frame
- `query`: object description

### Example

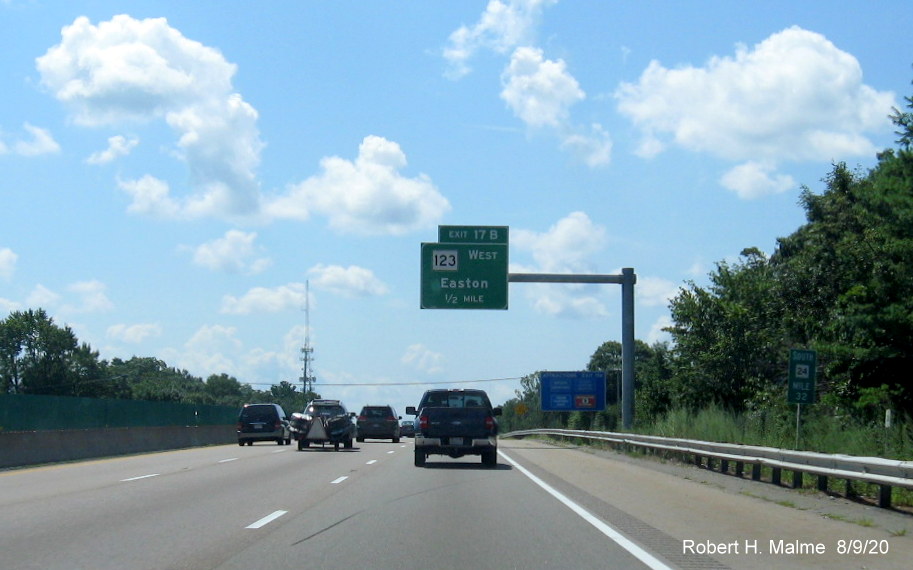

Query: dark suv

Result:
[237,403,291,446]
[356,405,401,443]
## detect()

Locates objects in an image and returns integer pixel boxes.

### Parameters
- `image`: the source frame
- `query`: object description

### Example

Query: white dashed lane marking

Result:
[246,510,288,529]
[120,474,159,482]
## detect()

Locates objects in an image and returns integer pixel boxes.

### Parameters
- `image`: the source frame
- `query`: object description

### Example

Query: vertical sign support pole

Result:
[621,268,636,430]
[507,268,637,430]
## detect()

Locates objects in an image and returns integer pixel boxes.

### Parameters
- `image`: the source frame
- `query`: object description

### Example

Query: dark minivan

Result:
[237,403,291,446]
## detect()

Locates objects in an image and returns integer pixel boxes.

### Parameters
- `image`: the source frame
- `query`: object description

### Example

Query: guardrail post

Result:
[772,467,782,485]
[817,475,828,492]
[792,470,803,489]
[735,461,744,477]
[752,463,762,481]
[879,485,892,509]
[720,459,729,474]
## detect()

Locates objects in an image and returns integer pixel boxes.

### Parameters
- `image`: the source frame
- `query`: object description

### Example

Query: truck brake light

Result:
[485,416,495,431]
[419,415,429,430]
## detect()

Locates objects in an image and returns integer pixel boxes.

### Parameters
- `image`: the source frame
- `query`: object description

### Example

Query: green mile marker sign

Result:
[787,349,817,404]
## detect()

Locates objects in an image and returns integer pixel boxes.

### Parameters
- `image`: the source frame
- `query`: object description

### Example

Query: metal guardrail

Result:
[502,428,913,509]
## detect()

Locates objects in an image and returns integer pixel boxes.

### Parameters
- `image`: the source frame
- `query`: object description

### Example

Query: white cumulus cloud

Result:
[443,0,556,79]
[720,160,796,199]
[512,211,607,273]
[26,284,61,308]
[220,283,308,315]
[615,26,896,195]
[636,276,680,308]
[308,264,389,298]
[191,230,272,274]
[512,212,610,318]
[5,123,61,156]
[264,135,450,235]
[446,3,610,167]
[501,46,584,128]
[402,343,445,374]
[0,248,17,280]
[86,134,139,165]
[66,280,114,313]
[107,323,162,343]
[37,15,263,219]
[117,174,182,219]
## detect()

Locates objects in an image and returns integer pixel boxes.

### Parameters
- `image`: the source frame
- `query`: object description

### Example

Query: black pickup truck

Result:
[406,389,501,467]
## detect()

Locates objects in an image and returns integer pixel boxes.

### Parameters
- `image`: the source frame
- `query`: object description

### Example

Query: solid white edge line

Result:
[219,458,238,463]
[498,450,673,570]
[366,460,378,465]
[120,474,159,482]
[330,476,348,484]
[246,510,288,529]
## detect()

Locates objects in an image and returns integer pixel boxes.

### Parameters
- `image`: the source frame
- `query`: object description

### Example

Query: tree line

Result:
[0,308,316,414]
[501,78,913,433]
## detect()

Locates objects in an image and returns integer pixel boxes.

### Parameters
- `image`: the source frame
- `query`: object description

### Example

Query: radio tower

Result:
[300,281,315,395]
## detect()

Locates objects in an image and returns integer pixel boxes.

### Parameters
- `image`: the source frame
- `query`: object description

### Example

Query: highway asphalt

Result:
[2,438,911,569]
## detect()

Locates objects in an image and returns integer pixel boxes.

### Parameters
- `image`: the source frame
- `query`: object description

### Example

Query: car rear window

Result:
[423,392,491,408]
[310,405,345,417]
[240,406,276,422]
[363,407,391,418]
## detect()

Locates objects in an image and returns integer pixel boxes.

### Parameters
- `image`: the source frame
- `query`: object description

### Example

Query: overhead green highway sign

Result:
[421,225,508,310]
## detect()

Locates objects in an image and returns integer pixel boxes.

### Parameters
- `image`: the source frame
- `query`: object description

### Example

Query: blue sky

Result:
[2,1,911,416]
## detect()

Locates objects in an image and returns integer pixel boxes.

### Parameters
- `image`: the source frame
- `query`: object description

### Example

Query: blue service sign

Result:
[540,371,607,412]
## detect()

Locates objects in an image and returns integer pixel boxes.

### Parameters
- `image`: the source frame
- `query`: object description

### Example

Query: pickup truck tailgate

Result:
[422,407,492,438]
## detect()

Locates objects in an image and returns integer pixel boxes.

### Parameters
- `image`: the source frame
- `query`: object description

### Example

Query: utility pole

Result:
[300,281,315,396]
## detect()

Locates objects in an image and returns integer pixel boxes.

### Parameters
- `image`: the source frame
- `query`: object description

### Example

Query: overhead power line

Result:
[246,376,523,388]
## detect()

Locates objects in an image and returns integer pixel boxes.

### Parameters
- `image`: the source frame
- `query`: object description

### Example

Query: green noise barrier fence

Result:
[0,393,237,432]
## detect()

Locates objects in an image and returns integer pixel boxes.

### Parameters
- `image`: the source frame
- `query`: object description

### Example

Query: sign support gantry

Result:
[421,225,637,429]
[509,269,637,429]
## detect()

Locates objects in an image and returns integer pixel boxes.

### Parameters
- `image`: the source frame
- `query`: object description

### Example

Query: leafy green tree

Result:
[0,311,28,393]
[269,380,308,413]
[666,249,787,413]
[203,373,247,407]
[634,341,675,424]
[586,339,674,428]
[106,356,205,403]
[69,343,109,398]
[0,309,84,395]
[772,152,913,416]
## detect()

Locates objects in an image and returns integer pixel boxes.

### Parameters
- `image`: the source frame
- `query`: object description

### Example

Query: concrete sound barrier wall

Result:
[0,425,235,469]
